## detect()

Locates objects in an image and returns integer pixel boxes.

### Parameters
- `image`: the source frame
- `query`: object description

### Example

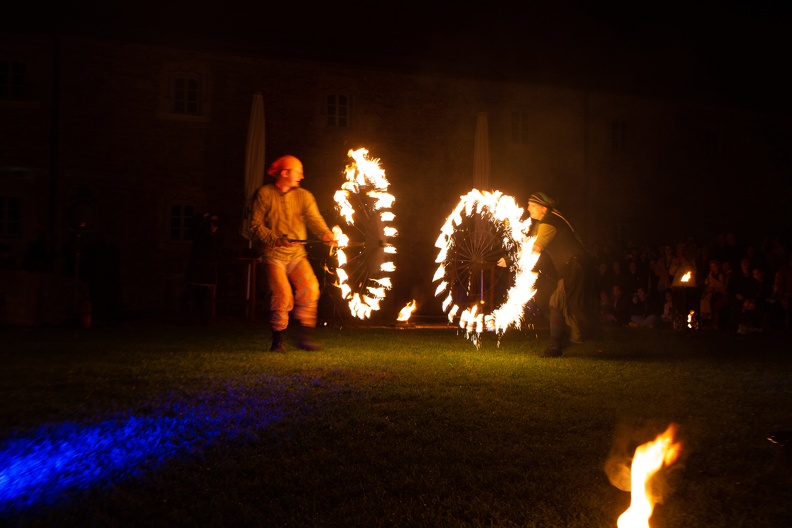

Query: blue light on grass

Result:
[0,376,306,514]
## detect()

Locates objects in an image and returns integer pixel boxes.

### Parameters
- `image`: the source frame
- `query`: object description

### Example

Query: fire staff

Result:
[526,192,594,357]
[250,155,336,352]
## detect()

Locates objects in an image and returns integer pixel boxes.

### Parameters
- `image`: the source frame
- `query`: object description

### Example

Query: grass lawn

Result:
[1,320,790,527]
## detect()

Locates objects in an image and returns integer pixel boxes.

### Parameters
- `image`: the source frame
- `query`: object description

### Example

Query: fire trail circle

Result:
[433,189,540,347]
[329,148,397,320]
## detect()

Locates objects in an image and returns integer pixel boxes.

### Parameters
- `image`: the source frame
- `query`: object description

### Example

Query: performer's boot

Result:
[542,309,565,357]
[296,323,322,351]
[270,330,286,352]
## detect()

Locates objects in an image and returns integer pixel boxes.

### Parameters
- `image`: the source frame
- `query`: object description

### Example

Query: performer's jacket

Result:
[534,209,587,280]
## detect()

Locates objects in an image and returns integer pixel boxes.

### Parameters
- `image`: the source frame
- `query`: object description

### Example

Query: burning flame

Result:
[397,300,416,322]
[331,148,397,319]
[686,310,699,331]
[617,424,682,528]
[433,189,539,347]
[681,271,691,283]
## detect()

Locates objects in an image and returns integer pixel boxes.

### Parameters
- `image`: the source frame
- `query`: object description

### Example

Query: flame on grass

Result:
[397,300,416,322]
[433,189,539,347]
[616,424,682,528]
[331,149,397,319]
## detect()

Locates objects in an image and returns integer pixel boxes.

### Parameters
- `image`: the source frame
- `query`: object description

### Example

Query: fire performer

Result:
[250,155,336,352]
[526,192,594,357]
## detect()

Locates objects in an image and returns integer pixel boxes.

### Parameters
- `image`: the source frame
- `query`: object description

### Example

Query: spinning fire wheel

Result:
[446,220,509,309]
[433,190,539,346]
[328,148,397,320]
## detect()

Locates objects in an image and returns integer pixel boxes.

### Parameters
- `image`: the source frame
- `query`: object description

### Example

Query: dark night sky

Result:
[6,1,791,110]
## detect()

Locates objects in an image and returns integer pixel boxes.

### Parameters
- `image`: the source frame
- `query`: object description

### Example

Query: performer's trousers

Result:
[264,256,319,331]
[548,259,588,346]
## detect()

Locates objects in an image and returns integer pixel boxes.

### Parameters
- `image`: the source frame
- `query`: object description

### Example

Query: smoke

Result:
[604,420,685,503]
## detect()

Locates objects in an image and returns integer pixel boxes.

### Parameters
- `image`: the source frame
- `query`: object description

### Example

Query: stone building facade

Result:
[1,31,787,323]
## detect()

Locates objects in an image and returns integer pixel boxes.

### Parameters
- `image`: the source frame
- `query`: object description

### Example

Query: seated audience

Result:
[602,284,631,326]
[630,287,661,328]
[700,259,727,329]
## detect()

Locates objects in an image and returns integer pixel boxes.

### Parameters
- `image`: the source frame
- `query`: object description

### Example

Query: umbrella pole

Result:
[246,263,251,317]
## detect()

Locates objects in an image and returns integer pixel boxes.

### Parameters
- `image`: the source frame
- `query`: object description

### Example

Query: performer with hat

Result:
[250,155,336,352]
[526,192,594,357]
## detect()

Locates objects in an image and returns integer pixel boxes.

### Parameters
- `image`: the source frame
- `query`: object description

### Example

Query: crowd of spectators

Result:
[590,232,792,334]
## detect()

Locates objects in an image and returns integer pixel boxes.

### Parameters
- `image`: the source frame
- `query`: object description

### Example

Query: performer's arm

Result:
[532,223,557,253]
[303,192,335,245]
[250,188,281,248]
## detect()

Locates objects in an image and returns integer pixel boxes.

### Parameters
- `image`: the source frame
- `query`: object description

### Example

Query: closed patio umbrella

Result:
[238,92,265,320]
[241,91,265,247]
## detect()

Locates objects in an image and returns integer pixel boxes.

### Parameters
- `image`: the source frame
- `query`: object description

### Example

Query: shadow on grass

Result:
[567,325,791,362]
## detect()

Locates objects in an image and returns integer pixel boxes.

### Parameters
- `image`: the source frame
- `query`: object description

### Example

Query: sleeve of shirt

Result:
[303,191,333,240]
[250,187,279,248]
[533,223,557,252]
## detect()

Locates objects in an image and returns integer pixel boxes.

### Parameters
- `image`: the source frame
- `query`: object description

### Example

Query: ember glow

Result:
[331,148,397,319]
[433,189,539,346]
[397,300,416,322]
[686,310,699,331]
[617,424,682,528]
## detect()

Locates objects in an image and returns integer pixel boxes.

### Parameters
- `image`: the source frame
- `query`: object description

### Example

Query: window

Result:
[158,63,211,122]
[0,60,26,100]
[611,120,626,151]
[173,77,201,115]
[510,111,528,144]
[0,195,22,236]
[170,204,195,241]
[326,94,349,127]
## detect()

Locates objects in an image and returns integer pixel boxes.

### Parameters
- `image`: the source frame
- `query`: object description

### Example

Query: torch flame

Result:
[397,300,416,322]
[617,424,682,528]
[681,271,691,283]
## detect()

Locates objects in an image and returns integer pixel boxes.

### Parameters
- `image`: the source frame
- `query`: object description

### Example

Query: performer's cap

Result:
[267,155,303,176]
[528,192,556,209]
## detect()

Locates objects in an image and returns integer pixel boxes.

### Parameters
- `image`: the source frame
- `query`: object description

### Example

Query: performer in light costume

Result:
[250,155,336,352]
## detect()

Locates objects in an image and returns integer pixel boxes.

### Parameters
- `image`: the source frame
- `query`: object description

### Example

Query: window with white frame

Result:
[172,77,202,115]
[326,93,349,127]
[0,194,22,236]
[158,63,211,121]
[169,204,195,241]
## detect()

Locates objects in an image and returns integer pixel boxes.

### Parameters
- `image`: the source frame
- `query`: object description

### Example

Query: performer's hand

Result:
[321,232,337,247]
[275,235,293,248]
